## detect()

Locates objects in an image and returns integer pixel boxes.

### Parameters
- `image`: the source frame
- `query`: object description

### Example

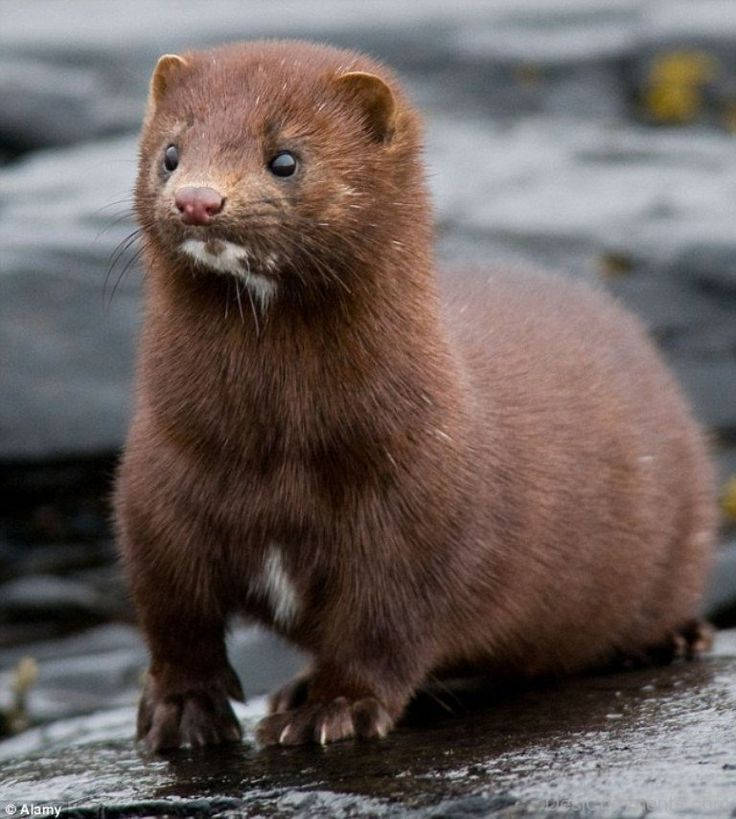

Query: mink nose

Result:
[174,186,224,225]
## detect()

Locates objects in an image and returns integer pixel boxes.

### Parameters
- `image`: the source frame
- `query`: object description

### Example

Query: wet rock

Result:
[1,630,736,816]
[675,242,736,300]
[428,115,736,265]
[708,539,736,625]
[228,625,306,701]
[6,541,116,581]
[0,623,144,671]
[0,623,304,726]
[0,136,139,460]
[0,564,128,647]
[601,259,736,433]
[10,0,736,151]
[0,575,117,625]
[0,456,118,546]
[0,57,143,154]
[717,445,736,487]
[667,356,736,433]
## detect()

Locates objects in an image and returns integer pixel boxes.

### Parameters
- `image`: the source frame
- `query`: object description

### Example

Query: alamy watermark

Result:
[3,804,62,818]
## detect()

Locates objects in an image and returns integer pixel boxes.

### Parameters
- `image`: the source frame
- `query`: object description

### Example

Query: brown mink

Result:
[114,39,716,751]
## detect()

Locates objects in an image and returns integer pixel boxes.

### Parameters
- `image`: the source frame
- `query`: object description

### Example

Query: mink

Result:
[114,39,716,751]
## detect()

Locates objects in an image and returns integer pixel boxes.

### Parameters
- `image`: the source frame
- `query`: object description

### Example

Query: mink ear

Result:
[147,54,189,113]
[333,71,397,144]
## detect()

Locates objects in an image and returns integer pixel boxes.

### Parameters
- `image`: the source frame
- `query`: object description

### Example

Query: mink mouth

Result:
[179,238,279,307]
[171,219,279,262]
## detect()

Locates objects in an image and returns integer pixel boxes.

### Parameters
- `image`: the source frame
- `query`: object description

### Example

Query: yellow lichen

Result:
[1,657,38,737]
[11,657,38,697]
[643,51,717,124]
[722,476,736,523]
[599,252,634,278]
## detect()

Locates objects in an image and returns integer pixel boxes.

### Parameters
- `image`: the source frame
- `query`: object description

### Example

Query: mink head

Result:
[135,40,428,308]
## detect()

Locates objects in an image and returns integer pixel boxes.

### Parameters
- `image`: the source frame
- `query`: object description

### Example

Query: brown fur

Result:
[114,40,717,751]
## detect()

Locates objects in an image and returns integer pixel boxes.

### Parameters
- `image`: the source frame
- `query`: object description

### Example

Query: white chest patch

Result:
[180,238,277,309]
[254,545,299,629]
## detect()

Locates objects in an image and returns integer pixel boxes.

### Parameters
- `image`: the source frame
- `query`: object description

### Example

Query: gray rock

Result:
[228,625,306,701]
[674,242,736,300]
[427,115,736,266]
[0,575,115,621]
[0,622,304,725]
[668,355,736,433]
[0,136,140,459]
[7,541,116,580]
[0,623,143,671]
[1,630,736,815]
[707,539,736,620]
[605,262,730,341]
[3,0,736,156]
[0,568,127,647]
[0,57,143,153]
[0,1,643,68]
[604,265,736,437]
[716,445,736,486]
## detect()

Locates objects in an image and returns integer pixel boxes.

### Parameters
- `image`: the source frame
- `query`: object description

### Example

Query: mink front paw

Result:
[256,696,393,746]
[137,671,243,753]
[267,671,312,714]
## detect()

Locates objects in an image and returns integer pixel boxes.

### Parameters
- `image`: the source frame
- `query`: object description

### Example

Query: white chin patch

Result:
[180,238,277,308]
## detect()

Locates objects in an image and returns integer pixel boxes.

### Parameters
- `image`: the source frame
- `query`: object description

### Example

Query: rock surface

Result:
[1,631,736,817]
[0,623,304,727]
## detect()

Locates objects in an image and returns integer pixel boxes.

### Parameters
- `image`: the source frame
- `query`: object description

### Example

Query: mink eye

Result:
[163,144,179,172]
[269,151,297,177]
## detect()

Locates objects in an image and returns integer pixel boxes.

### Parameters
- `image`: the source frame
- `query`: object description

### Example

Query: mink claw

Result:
[256,695,392,747]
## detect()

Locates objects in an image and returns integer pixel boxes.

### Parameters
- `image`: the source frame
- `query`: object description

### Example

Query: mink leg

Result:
[610,617,714,670]
[257,655,423,746]
[136,614,244,753]
[645,617,714,664]
[268,667,313,714]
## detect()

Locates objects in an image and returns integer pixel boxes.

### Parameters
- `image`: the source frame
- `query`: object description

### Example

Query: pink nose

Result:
[174,186,224,225]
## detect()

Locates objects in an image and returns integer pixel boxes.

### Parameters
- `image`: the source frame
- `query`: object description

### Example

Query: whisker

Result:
[91,197,135,216]
[233,279,245,325]
[419,677,461,715]
[94,210,136,241]
[245,284,260,337]
[107,236,141,280]
[106,242,146,310]
[240,255,260,337]
[281,229,352,295]
[104,227,144,304]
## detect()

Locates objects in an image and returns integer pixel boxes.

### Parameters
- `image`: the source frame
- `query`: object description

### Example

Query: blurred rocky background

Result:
[2,0,736,814]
